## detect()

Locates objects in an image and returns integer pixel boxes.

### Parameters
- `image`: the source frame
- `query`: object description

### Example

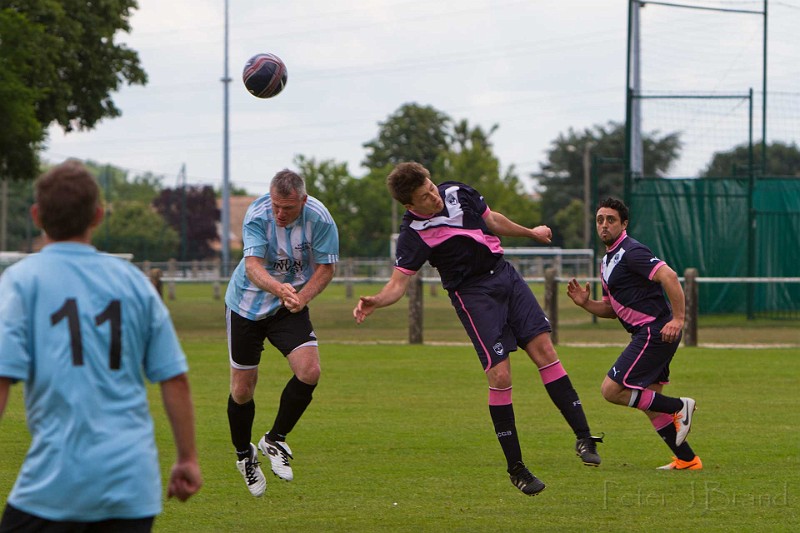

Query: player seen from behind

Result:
[0,160,202,532]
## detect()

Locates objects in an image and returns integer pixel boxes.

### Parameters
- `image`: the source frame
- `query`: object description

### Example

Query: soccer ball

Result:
[242,53,288,99]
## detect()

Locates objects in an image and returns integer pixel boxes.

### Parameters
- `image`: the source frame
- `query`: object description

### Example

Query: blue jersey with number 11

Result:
[0,242,188,521]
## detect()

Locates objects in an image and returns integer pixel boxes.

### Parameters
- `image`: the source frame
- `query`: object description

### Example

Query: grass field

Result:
[1,284,798,531]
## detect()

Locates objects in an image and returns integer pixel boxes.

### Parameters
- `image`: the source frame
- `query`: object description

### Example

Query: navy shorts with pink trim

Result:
[449,259,551,372]
[608,320,681,390]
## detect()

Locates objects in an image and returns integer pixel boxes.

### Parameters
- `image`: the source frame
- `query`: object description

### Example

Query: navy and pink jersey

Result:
[601,230,673,333]
[394,181,503,290]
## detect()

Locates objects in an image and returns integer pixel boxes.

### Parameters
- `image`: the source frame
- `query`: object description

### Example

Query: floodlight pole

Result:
[220,0,231,277]
[761,0,767,176]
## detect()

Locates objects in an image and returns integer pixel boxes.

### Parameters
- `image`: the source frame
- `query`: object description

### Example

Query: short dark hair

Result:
[270,169,306,197]
[35,160,100,240]
[597,197,629,223]
[386,162,430,205]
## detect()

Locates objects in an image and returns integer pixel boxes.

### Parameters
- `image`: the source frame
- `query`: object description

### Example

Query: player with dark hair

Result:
[567,197,701,470]
[225,169,339,497]
[353,162,602,496]
[0,160,202,532]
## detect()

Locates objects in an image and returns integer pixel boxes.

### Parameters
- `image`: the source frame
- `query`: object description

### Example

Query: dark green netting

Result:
[628,178,799,315]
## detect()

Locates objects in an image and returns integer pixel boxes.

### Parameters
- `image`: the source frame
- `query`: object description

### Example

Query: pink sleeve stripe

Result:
[538,360,567,385]
[481,206,491,218]
[489,386,512,406]
[648,261,666,280]
[418,226,504,254]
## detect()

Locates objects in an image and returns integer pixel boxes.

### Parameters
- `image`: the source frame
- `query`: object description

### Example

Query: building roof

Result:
[213,195,257,250]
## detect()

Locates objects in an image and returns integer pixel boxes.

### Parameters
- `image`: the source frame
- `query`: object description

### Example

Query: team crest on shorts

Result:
[493,342,504,356]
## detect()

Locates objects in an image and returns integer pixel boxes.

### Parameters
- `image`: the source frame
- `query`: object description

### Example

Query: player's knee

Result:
[296,363,321,385]
[486,366,511,389]
[230,375,256,403]
[230,386,254,404]
[600,381,617,403]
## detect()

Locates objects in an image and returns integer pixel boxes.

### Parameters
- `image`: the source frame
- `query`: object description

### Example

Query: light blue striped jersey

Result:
[225,193,339,320]
[0,242,188,521]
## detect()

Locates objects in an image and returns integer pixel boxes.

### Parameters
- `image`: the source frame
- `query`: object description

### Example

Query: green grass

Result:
[167,282,800,346]
[1,284,798,531]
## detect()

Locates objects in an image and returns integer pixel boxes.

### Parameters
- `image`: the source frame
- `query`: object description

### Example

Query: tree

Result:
[701,141,800,178]
[2,178,36,252]
[153,186,220,260]
[536,121,681,247]
[93,202,179,262]
[362,103,451,170]
[0,9,46,180]
[553,199,585,249]
[295,155,393,257]
[2,161,167,253]
[436,120,540,247]
[346,167,395,257]
[0,0,146,180]
[83,161,163,204]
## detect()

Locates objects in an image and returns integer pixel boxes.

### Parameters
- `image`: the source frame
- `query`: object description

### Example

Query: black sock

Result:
[228,395,255,457]
[656,420,696,461]
[544,376,591,439]
[268,375,317,440]
[653,413,696,460]
[489,403,522,470]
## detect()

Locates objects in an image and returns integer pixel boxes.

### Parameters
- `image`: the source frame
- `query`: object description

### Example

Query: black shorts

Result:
[0,504,154,533]
[226,306,318,369]
[449,260,551,372]
[608,321,681,390]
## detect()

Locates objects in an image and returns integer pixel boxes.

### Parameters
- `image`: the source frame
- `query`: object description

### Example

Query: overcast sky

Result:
[41,0,799,194]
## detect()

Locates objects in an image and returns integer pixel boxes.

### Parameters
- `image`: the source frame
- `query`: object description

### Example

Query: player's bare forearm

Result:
[652,265,685,343]
[244,256,293,297]
[582,300,617,318]
[654,265,685,321]
[0,378,10,419]
[567,279,616,318]
[161,373,203,500]
[485,211,552,244]
[354,270,410,323]
[296,263,335,308]
[160,374,199,463]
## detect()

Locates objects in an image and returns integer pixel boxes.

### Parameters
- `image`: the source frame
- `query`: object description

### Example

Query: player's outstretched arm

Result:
[353,269,412,324]
[566,278,617,318]
[160,373,203,501]
[484,210,552,244]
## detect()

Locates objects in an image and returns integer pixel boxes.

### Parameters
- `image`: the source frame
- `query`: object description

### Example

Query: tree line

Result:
[2,2,798,261]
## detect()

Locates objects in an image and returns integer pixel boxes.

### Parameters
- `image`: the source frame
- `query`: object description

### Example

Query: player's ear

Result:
[90,206,104,229]
[30,204,42,229]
